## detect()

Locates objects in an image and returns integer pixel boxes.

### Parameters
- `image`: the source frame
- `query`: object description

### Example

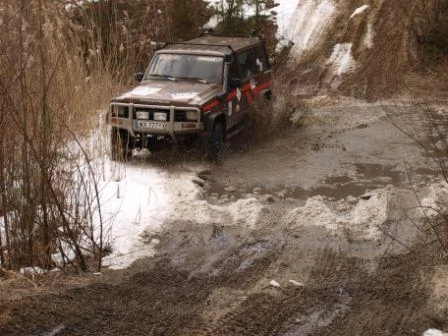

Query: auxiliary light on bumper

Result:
[154,112,168,121]
[186,110,198,121]
[136,111,149,120]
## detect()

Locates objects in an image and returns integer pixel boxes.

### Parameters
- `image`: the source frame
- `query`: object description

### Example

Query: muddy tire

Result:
[110,127,132,161]
[209,121,224,164]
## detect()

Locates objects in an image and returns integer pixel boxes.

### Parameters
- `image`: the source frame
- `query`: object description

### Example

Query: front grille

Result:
[121,106,197,122]
[174,110,187,122]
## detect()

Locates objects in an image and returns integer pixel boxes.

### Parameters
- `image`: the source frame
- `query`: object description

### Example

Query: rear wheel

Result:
[110,127,132,161]
[209,121,224,164]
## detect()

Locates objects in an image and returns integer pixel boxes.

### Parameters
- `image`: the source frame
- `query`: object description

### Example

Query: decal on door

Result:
[250,79,257,90]
[236,87,242,101]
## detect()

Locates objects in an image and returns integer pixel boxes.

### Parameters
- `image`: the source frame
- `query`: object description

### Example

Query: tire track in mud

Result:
[175,246,433,336]
[212,249,358,336]
[0,238,438,336]
[0,192,440,336]
[0,249,278,336]
[309,251,433,336]
[237,246,430,335]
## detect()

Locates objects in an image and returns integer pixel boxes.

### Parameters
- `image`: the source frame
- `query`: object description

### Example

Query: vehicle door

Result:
[225,56,244,130]
[250,45,272,100]
[225,50,255,129]
[234,46,270,124]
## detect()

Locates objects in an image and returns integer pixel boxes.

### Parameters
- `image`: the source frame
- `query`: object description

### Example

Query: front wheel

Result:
[209,121,224,164]
[110,127,132,161]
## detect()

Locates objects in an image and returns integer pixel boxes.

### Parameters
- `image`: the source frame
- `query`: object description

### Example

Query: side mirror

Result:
[229,78,241,88]
[217,92,226,101]
[134,72,144,82]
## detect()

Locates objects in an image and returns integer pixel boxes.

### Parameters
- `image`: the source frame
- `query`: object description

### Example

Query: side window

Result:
[229,58,240,81]
[252,46,269,73]
[238,51,254,80]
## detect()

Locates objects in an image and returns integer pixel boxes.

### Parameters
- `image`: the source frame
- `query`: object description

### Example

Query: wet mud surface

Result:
[0,226,441,336]
[1,100,447,335]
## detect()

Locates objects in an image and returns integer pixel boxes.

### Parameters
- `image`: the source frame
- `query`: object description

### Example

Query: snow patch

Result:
[169,197,263,229]
[420,181,448,217]
[96,160,262,269]
[423,329,448,336]
[286,196,339,234]
[326,43,356,76]
[350,5,370,19]
[205,0,335,58]
[287,0,336,56]
[274,1,300,39]
[363,23,375,49]
[20,267,46,275]
[286,186,393,239]
[100,164,195,269]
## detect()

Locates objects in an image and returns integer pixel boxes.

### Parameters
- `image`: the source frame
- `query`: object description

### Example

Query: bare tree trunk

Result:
[18,0,35,267]
[0,150,9,267]
[37,0,53,268]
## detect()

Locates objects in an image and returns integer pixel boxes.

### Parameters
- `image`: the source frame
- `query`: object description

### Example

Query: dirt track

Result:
[1,98,448,335]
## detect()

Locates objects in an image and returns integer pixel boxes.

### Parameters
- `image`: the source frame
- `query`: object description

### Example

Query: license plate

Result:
[135,121,167,129]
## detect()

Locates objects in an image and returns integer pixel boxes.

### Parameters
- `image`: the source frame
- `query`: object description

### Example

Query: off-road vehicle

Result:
[107,32,272,163]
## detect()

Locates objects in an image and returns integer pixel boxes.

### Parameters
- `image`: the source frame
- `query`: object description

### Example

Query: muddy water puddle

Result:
[205,163,408,202]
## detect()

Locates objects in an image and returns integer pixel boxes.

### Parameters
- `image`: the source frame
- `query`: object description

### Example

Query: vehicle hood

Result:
[112,80,222,107]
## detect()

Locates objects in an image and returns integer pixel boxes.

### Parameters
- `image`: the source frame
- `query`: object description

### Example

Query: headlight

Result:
[153,112,167,121]
[136,110,149,120]
[186,110,198,121]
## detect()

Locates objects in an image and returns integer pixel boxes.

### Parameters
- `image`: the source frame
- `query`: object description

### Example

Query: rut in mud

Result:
[0,222,441,336]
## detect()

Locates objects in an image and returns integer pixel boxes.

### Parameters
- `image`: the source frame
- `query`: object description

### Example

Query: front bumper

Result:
[107,103,203,143]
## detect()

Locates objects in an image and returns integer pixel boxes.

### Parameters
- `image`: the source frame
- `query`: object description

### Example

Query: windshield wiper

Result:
[177,77,209,84]
[148,74,176,82]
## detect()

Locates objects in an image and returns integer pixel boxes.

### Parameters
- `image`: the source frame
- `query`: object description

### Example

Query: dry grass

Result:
[0,312,12,327]
[0,0,121,272]
[0,0,214,272]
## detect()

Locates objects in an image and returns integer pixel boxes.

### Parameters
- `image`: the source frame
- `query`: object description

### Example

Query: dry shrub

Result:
[0,312,12,327]
[0,0,213,272]
[0,0,214,272]
[0,0,116,272]
[387,102,448,256]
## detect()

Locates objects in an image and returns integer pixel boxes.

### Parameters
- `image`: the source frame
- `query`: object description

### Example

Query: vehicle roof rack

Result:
[199,28,261,39]
[164,41,235,53]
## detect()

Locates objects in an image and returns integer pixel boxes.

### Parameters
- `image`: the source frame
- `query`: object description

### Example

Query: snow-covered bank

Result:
[98,158,262,270]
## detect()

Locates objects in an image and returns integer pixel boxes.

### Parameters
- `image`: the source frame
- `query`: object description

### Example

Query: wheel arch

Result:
[203,111,227,136]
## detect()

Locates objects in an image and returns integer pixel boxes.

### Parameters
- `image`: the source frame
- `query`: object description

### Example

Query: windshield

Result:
[145,53,224,84]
